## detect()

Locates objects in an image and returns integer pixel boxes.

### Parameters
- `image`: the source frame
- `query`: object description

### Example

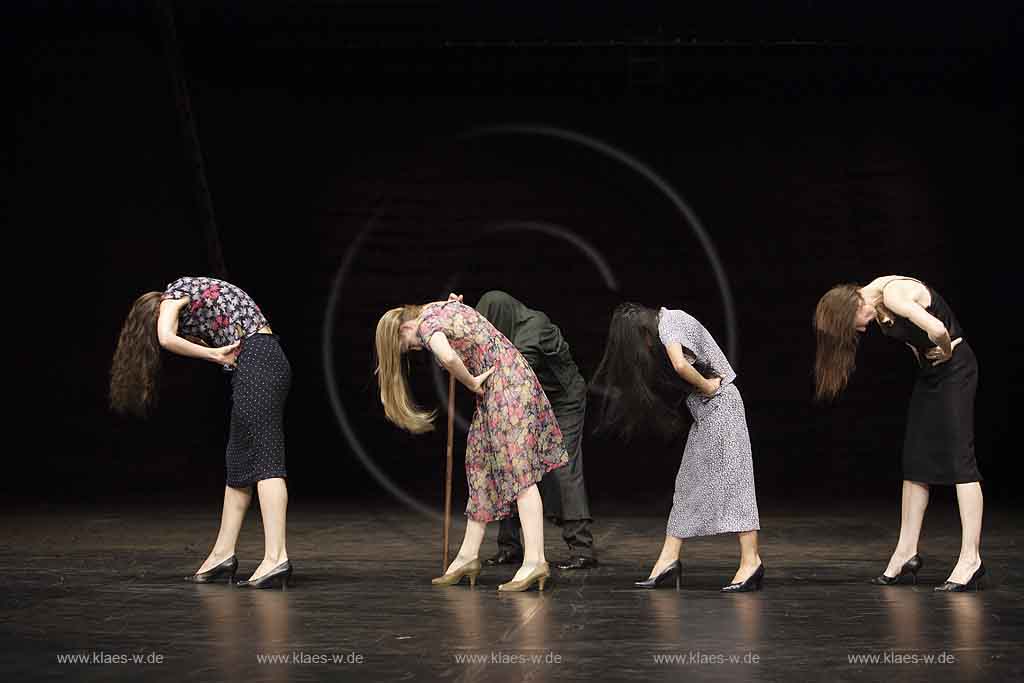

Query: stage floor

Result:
[2,500,1021,681]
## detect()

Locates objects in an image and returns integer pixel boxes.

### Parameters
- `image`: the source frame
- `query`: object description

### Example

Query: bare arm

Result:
[427,331,494,395]
[883,287,952,355]
[664,342,720,396]
[157,297,239,365]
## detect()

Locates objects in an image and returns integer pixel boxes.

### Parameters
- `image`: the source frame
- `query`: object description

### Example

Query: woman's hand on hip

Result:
[698,376,722,396]
[210,341,241,367]
[470,367,496,396]
[926,337,962,366]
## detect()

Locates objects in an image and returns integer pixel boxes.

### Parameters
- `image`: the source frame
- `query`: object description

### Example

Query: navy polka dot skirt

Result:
[225,333,291,487]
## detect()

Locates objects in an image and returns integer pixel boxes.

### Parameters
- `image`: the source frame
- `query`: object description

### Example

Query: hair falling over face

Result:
[590,303,684,442]
[109,291,164,417]
[374,304,436,434]
[813,284,863,401]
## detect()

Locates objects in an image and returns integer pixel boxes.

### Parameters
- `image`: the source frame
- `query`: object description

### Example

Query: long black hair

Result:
[590,303,685,441]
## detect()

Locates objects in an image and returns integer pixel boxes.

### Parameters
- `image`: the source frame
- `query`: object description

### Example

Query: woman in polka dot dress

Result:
[592,303,763,592]
[110,276,292,589]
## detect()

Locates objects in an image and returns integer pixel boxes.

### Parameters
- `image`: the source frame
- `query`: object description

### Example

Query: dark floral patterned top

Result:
[161,276,268,348]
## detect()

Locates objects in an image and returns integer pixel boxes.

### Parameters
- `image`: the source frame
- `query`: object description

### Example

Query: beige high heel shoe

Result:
[431,558,482,587]
[497,561,550,592]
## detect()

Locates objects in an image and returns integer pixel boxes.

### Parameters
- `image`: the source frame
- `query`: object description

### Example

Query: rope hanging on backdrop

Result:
[154,0,228,280]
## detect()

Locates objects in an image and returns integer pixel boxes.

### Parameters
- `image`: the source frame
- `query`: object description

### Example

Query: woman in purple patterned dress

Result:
[592,303,763,592]
[110,276,292,589]
[375,300,568,591]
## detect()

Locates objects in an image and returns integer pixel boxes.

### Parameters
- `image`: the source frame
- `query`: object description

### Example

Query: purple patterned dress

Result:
[417,301,568,522]
[658,308,759,538]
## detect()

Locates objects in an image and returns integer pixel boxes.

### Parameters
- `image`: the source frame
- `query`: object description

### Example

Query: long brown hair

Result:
[814,283,863,401]
[374,304,436,433]
[110,291,164,417]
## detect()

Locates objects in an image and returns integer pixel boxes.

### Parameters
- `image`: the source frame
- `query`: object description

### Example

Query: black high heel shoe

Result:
[934,562,985,592]
[870,554,923,585]
[484,550,523,567]
[721,563,764,592]
[236,560,292,589]
[184,555,238,584]
[634,560,682,589]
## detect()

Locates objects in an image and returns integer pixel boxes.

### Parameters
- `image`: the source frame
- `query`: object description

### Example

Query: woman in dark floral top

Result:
[110,276,293,589]
[161,276,269,351]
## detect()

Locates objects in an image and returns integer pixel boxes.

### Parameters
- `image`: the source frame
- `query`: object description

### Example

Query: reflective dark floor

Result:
[2,500,1021,681]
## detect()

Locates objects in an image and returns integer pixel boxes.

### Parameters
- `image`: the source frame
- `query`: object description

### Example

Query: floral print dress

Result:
[417,301,568,522]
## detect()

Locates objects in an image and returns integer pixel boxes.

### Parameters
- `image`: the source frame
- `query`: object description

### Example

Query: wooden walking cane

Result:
[442,373,455,573]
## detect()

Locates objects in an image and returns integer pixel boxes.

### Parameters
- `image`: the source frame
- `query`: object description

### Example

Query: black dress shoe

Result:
[634,560,682,589]
[721,563,764,592]
[935,562,985,592]
[184,556,238,584]
[556,556,599,571]
[236,560,292,589]
[870,554,924,585]
[485,550,523,566]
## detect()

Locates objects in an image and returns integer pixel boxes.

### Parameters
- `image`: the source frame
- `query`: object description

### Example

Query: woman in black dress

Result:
[110,276,292,589]
[814,276,983,591]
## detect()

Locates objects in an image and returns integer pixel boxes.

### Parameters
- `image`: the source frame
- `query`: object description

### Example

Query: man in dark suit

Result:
[472,290,597,570]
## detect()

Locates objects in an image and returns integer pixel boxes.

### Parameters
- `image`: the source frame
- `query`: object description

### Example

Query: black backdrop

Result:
[11,3,1020,512]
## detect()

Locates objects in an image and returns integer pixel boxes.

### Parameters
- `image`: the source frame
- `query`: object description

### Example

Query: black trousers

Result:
[497,398,595,558]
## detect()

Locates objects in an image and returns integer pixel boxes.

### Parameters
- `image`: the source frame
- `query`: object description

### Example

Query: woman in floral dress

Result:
[375,300,568,591]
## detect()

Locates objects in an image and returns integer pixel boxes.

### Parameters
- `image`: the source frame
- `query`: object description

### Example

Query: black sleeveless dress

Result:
[878,280,981,484]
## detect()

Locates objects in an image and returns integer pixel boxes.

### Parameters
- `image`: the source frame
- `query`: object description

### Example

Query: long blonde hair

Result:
[375,305,436,433]
[110,291,164,417]
[813,283,863,401]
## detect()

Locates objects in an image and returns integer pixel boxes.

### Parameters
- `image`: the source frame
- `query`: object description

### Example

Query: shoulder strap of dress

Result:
[881,276,925,291]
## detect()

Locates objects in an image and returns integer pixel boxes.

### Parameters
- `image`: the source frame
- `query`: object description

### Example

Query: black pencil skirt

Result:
[902,341,981,484]
[225,333,291,488]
